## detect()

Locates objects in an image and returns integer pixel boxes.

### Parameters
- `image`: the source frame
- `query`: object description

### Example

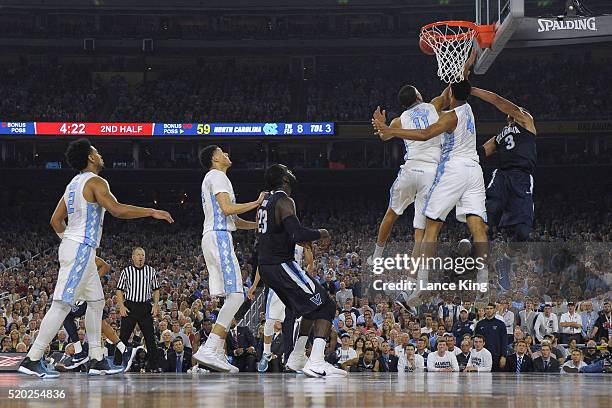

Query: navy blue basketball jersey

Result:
[257,191,295,265]
[494,123,537,174]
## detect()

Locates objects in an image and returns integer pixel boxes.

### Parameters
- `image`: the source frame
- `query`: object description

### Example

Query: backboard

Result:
[473,0,525,74]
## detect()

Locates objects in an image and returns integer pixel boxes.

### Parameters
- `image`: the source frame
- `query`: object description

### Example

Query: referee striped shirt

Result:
[117,265,160,302]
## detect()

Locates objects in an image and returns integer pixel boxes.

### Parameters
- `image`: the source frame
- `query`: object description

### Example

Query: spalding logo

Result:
[537,17,597,32]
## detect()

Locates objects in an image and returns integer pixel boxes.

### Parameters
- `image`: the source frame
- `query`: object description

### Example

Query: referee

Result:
[116,247,160,372]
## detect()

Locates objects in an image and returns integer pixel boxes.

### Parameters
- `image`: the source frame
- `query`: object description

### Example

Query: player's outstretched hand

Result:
[373,106,386,124]
[152,209,174,223]
[372,119,393,141]
[246,285,256,300]
[256,191,267,205]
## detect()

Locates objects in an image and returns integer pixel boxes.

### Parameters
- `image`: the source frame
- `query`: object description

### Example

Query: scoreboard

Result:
[0,122,334,137]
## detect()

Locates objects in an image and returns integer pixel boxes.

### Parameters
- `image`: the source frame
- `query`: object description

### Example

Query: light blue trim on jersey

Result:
[62,243,92,304]
[422,132,455,215]
[289,261,315,291]
[388,168,403,208]
[215,230,239,293]
[83,203,103,248]
[210,192,228,231]
[265,288,275,320]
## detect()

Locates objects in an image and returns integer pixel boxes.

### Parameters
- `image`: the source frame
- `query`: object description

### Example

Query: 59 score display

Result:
[0,121,335,137]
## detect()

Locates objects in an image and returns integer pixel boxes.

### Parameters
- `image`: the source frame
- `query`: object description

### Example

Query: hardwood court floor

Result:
[1,372,611,408]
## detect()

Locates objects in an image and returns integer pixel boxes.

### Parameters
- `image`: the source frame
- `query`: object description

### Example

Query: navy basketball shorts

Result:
[486,169,534,227]
[259,260,329,318]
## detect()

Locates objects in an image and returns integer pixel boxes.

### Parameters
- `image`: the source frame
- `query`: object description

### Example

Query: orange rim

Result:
[420,20,479,42]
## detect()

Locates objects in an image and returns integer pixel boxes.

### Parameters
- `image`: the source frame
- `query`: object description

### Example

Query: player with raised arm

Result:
[247,244,314,373]
[19,138,174,378]
[372,76,489,302]
[192,145,265,373]
[367,51,476,268]
[471,87,537,241]
[256,164,347,378]
[366,85,447,266]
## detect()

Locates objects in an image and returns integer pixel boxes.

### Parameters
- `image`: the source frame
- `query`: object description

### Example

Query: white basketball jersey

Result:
[442,103,478,162]
[201,169,237,235]
[399,102,441,164]
[62,172,105,248]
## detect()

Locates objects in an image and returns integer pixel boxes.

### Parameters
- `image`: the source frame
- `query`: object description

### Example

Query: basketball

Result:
[419,36,435,55]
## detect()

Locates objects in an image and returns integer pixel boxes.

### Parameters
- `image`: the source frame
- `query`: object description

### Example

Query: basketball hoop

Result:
[420,21,496,83]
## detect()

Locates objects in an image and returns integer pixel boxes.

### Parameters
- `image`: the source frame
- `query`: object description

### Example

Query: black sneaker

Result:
[64,354,90,370]
[562,366,579,373]
[88,358,124,376]
[18,357,60,378]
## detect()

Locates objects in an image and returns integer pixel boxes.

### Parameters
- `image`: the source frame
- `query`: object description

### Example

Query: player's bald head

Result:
[265,164,296,190]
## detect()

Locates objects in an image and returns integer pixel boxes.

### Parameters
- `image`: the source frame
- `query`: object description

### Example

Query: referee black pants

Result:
[118,300,158,370]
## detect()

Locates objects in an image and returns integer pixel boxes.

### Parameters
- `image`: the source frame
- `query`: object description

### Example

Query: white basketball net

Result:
[420,23,477,84]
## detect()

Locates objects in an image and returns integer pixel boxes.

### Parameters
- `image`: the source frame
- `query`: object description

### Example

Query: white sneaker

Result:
[193,347,232,373]
[216,348,239,374]
[286,350,308,372]
[366,255,375,266]
[302,359,347,378]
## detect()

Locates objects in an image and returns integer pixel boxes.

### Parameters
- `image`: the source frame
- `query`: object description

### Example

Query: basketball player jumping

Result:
[372,78,489,302]
[247,244,314,373]
[256,164,347,377]
[366,85,447,266]
[471,87,537,241]
[368,51,476,267]
[19,138,174,378]
[192,145,265,373]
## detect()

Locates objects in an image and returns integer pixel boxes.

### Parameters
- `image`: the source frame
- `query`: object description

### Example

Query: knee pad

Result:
[303,297,335,321]
[264,319,276,337]
[215,292,245,330]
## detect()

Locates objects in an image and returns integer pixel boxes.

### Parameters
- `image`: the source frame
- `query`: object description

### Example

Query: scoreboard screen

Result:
[0,122,334,137]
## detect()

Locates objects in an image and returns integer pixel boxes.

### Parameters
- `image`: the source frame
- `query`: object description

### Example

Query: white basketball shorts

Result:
[53,239,104,305]
[265,288,286,321]
[202,230,244,296]
[388,160,438,229]
[422,158,487,223]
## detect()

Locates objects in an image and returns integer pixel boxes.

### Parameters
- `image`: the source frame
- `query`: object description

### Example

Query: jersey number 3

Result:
[257,209,268,234]
[504,135,515,150]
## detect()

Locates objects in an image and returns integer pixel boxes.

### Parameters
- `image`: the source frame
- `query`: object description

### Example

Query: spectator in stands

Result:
[398,343,424,373]
[534,304,559,343]
[561,349,588,373]
[505,340,533,373]
[225,319,257,372]
[457,339,472,372]
[465,335,493,372]
[533,343,561,373]
[474,303,508,372]
[166,337,191,373]
[452,308,473,345]
[581,301,599,341]
[559,302,582,345]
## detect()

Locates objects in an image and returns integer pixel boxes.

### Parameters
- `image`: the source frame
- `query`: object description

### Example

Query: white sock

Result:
[477,266,489,286]
[73,341,82,355]
[116,341,127,354]
[293,335,308,354]
[310,337,327,363]
[204,332,222,351]
[263,343,271,355]
[373,244,385,258]
[85,300,104,361]
[417,268,429,286]
[27,300,71,361]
